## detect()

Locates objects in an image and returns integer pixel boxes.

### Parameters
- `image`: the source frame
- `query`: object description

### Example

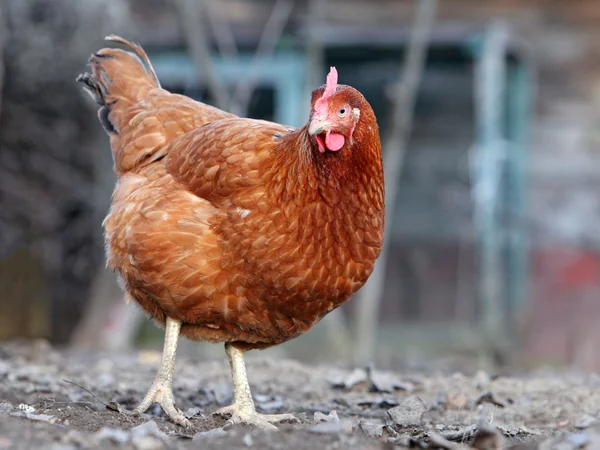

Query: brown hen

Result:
[78,36,384,429]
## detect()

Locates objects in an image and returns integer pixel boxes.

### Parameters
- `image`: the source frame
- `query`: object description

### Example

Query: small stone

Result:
[131,420,167,441]
[95,427,130,444]
[359,421,384,439]
[314,410,339,423]
[566,432,591,447]
[576,415,599,429]
[194,428,227,439]
[256,399,285,413]
[253,394,273,403]
[309,421,344,434]
[17,404,35,414]
[48,445,77,450]
[0,403,13,413]
[131,435,165,450]
[242,433,253,447]
[387,396,427,427]
[184,407,203,419]
[25,413,55,423]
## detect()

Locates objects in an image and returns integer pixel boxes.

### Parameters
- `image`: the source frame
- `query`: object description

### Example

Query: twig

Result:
[39,396,95,407]
[353,0,438,363]
[429,431,470,449]
[173,0,229,109]
[204,0,238,58]
[304,0,328,111]
[0,0,5,120]
[63,379,121,413]
[230,0,294,115]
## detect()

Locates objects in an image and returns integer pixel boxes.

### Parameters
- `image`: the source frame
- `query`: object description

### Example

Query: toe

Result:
[224,414,278,431]
[159,401,192,428]
[262,413,299,424]
[215,406,296,430]
[248,418,278,431]
[215,405,236,417]
[171,413,192,428]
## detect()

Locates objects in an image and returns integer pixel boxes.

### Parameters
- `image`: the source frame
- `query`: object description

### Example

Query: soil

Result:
[1,339,600,450]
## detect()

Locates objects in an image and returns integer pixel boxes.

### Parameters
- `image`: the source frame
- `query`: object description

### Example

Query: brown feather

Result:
[81,37,384,350]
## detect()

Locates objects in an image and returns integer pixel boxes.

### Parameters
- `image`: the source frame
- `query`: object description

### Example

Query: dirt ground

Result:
[1,340,600,450]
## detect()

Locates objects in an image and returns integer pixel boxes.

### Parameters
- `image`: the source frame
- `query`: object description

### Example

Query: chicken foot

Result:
[132,317,191,428]
[216,343,297,430]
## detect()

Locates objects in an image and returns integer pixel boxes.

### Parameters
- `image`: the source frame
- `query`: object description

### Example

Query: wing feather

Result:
[164,118,294,203]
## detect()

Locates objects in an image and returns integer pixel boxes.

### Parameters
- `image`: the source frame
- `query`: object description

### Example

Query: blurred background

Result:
[1,0,599,371]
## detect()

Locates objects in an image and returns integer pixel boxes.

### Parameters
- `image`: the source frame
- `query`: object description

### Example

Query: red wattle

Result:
[325,131,345,151]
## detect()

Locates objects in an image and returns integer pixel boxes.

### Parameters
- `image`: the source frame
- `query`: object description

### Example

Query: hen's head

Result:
[308,67,377,155]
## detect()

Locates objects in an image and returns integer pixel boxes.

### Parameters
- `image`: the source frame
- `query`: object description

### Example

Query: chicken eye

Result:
[338,107,347,117]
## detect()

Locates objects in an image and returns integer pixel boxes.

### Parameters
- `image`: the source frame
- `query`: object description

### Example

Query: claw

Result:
[218,343,300,430]
[216,404,297,431]
[132,381,191,428]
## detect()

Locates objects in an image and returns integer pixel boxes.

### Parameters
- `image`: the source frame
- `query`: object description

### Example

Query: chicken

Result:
[77,36,385,430]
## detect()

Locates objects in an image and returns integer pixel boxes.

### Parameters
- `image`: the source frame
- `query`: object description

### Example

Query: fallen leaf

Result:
[475,391,509,408]
[439,425,477,442]
[107,401,125,413]
[330,368,368,390]
[357,397,399,409]
[368,367,414,393]
[428,431,469,449]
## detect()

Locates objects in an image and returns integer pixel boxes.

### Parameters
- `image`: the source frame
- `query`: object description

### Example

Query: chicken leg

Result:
[216,343,297,430]
[132,317,191,427]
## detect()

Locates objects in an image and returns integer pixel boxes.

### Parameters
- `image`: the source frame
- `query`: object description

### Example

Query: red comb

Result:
[323,67,338,98]
[314,67,338,115]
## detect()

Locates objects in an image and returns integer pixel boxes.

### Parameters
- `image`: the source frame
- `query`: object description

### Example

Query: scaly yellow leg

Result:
[132,317,190,427]
[216,343,297,430]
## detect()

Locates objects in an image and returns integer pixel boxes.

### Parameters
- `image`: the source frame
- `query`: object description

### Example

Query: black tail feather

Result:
[76,72,104,105]
[77,71,118,135]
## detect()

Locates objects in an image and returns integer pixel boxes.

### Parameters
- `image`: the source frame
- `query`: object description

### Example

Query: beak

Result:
[309,118,331,136]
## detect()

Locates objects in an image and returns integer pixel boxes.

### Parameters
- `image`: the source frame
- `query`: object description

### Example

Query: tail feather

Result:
[78,35,235,174]
[76,35,161,135]
[104,34,160,88]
